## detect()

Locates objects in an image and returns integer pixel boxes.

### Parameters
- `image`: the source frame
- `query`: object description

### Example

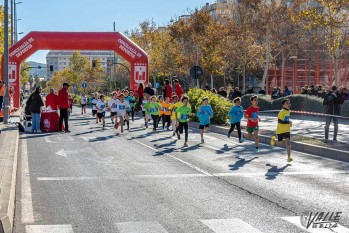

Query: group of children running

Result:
[82,91,293,162]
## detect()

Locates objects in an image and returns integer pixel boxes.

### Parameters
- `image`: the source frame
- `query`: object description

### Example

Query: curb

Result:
[0,127,19,233]
[189,122,349,163]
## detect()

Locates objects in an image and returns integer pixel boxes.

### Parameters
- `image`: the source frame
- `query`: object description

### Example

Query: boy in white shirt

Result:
[91,93,98,123]
[96,94,106,129]
[108,92,118,125]
[80,92,87,115]
[115,93,130,133]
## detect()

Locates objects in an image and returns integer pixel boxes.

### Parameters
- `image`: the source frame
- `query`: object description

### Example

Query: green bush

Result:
[187,88,233,124]
[72,94,81,105]
[241,94,272,111]
[271,94,324,113]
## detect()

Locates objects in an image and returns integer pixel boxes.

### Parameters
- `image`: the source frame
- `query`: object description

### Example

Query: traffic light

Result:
[92,60,96,68]
[49,65,53,72]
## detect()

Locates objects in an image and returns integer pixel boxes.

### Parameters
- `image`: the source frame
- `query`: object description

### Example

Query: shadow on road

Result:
[229,158,256,171]
[265,163,292,180]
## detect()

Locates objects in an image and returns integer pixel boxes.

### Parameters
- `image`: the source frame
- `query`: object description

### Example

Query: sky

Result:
[16,0,215,63]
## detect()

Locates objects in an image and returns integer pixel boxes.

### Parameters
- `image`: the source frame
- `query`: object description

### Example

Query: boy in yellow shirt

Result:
[270,99,293,162]
[160,97,171,130]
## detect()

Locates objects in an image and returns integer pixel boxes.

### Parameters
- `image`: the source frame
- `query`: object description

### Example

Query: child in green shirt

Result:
[175,96,194,147]
[148,95,162,132]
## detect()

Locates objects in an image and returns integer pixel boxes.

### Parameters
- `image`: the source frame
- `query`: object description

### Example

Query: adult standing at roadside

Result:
[58,83,71,133]
[144,83,155,96]
[137,83,144,106]
[174,79,184,98]
[323,86,344,142]
[0,80,5,114]
[29,86,44,133]
[163,79,173,102]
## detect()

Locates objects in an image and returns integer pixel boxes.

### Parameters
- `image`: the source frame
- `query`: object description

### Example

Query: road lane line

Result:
[21,137,34,224]
[115,222,168,233]
[25,224,74,233]
[201,218,263,233]
[214,170,349,177]
[281,216,349,233]
[128,136,213,176]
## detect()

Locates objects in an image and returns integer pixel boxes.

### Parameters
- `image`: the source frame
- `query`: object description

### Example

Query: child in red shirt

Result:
[243,95,261,153]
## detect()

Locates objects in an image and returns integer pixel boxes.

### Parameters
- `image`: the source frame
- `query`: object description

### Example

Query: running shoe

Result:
[172,132,175,136]
[201,138,205,144]
[255,148,260,154]
[270,136,276,147]
[227,132,231,138]
[114,122,119,129]
[183,142,188,147]
[287,156,293,162]
[240,134,245,143]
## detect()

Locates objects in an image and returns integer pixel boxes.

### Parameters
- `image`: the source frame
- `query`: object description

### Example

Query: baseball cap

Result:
[63,83,70,87]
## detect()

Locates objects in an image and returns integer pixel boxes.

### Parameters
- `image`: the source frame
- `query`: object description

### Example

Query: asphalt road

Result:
[13,110,349,233]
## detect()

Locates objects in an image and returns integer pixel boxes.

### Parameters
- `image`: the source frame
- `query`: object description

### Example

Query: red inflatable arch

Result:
[1,31,149,108]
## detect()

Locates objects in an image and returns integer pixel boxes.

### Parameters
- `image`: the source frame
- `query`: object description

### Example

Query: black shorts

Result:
[81,104,86,108]
[92,110,97,116]
[110,112,117,117]
[277,132,290,141]
[142,111,145,116]
[199,124,210,129]
[97,112,105,119]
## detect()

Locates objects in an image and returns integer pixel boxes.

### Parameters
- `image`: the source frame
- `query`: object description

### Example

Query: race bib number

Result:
[284,116,290,122]
[101,105,105,109]
[251,112,259,119]
[119,105,125,110]
[152,108,158,113]
[181,114,189,120]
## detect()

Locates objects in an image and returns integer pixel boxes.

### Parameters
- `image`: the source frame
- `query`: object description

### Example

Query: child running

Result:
[115,93,130,133]
[161,97,171,130]
[141,94,151,128]
[228,97,244,143]
[169,95,182,136]
[124,90,132,130]
[127,91,136,121]
[196,97,213,143]
[91,93,98,123]
[270,99,293,162]
[175,96,194,147]
[243,95,261,153]
[148,95,162,132]
[80,92,87,115]
[108,92,118,126]
[158,96,165,128]
[96,94,106,129]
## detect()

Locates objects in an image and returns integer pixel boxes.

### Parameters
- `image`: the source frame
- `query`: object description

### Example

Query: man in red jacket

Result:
[163,79,173,102]
[57,83,71,132]
[174,79,184,99]
[45,88,58,110]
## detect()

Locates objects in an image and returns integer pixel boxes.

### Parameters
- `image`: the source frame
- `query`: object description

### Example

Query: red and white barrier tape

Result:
[257,110,349,119]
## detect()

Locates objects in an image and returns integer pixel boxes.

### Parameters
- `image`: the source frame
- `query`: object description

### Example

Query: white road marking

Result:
[201,218,263,233]
[115,221,168,233]
[281,216,349,233]
[45,136,74,143]
[54,147,114,164]
[128,137,213,176]
[21,138,34,224]
[26,224,74,233]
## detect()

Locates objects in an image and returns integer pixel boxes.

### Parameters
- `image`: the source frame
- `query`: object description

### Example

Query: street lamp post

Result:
[14,0,22,43]
[113,22,117,89]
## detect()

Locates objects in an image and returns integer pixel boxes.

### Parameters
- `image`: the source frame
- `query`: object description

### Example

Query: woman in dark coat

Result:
[29,86,44,133]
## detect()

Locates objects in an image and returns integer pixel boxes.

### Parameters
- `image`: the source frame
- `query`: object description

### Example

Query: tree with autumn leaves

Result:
[128,0,349,92]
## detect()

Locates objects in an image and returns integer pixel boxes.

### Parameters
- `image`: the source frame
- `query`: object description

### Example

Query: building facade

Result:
[46,50,118,79]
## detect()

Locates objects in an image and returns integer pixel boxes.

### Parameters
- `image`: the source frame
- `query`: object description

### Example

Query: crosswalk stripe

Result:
[201,218,263,233]
[281,216,349,233]
[115,222,168,233]
[26,224,74,233]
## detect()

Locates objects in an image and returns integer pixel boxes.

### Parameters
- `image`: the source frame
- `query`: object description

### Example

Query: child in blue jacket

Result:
[228,97,244,143]
[197,97,213,144]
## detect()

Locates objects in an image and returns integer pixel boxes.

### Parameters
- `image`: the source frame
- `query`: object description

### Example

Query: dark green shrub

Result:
[241,94,272,111]
[271,94,324,113]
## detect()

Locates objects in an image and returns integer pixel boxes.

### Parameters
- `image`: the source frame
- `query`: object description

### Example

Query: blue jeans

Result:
[32,113,41,131]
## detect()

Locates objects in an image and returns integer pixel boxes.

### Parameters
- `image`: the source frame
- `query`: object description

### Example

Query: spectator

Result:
[137,83,144,105]
[212,88,217,94]
[144,83,155,96]
[68,94,74,115]
[204,85,210,91]
[232,87,242,99]
[58,83,71,133]
[29,86,44,133]
[163,79,173,101]
[245,86,254,94]
[323,86,344,142]
[258,88,266,95]
[284,86,291,96]
[301,87,308,94]
[0,80,5,114]
[271,87,281,100]
[218,87,227,98]
[340,87,348,101]
[317,85,325,98]
[174,79,184,98]
[308,85,317,95]
[45,88,58,110]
